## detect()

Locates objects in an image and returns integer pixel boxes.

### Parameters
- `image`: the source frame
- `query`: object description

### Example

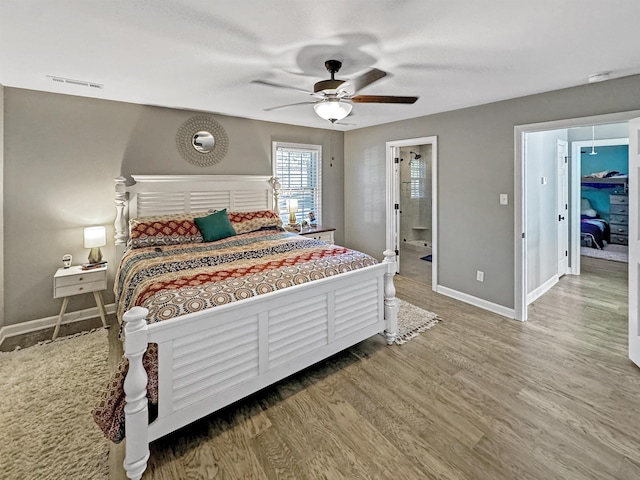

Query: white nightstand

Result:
[298,226,335,244]
[53,264,108,340]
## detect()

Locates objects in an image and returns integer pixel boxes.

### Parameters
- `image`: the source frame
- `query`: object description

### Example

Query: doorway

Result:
[386,136,438,290]
[515,111,640,322]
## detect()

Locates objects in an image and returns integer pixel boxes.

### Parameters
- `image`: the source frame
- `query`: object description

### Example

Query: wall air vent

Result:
[47,75,103,89]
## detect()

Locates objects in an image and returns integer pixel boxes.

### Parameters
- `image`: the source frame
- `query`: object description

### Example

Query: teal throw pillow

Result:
[194,209,237,242]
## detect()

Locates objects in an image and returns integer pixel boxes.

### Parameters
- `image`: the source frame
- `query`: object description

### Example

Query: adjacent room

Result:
[2,2,640,480]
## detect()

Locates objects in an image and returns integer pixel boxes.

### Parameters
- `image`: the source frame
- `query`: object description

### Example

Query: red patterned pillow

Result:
[130,212,208,248]
[227,210,283,234]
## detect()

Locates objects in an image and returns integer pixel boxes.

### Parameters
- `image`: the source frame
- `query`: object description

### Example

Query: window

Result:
[273,142,322,225]
[410,159,426,199]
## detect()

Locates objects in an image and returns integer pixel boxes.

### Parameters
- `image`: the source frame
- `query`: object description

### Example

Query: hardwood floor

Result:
[110,256,640,480]
[399,244,432,287]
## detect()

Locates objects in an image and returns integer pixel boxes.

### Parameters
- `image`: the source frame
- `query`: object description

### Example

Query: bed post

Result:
[123,306,150,480]
[271,176,280,211]
[115,176,129,260]
[382,250,398,345]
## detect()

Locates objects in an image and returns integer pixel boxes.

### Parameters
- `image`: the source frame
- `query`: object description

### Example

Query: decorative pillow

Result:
[226,210,283,234]
[129,212,208,249]
[194,209,237,242]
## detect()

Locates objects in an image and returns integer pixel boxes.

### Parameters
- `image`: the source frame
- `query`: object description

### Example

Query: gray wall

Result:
[344,74,640,310]
[2,88,344,327]
[0,85,4,327]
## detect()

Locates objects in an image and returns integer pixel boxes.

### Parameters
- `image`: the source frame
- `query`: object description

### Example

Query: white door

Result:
[629,117,640,368]
[557,139,569,276]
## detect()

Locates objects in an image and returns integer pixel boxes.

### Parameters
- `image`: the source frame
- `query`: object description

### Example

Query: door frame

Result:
[628,117,640,368]
[386,136,438,290]
[515,110,640,321]
[557,139,569,277]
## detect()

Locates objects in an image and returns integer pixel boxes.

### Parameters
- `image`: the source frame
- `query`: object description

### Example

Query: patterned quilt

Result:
[93,229,377,442]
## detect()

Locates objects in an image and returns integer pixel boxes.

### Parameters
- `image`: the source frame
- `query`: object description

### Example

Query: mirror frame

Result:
[176,116,229,167]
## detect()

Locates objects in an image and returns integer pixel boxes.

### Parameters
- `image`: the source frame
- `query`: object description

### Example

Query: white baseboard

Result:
[0,303,116,345]
[436,285,516,319]
[526,274,559,305]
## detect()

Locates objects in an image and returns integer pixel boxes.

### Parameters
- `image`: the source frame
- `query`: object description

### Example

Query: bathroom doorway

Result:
[399,146,433,284]
[386,136,438,290]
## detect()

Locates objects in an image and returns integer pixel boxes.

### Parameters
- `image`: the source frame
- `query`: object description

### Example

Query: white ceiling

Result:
[2,1,640,131]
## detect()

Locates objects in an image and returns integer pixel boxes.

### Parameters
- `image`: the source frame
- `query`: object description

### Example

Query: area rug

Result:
[581,243,628,263]
[0,329,110,480]
[395,299,441,345]
[0,301,439,479]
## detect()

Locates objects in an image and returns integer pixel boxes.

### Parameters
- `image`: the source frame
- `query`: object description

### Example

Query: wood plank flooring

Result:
[110,256,640,480]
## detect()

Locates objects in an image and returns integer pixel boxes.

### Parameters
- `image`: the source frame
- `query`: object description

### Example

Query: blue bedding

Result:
[581,216,609,249]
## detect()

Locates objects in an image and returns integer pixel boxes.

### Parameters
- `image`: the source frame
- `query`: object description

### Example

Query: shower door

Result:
[399,146,431,251]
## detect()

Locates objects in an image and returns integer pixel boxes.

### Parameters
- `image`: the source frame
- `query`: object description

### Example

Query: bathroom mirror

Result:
[192,131,215,153]
[176,116,229,167]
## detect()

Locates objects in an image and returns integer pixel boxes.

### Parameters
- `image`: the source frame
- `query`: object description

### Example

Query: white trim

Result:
[526,274,559,305]
[515,110,640,322]
[272,141,322,224]
[515,128,527,321]
[0,303,116,345]
[437,286,516,319]
[386,136,438,291]
[129,174,272,184]
[628,116,640,367]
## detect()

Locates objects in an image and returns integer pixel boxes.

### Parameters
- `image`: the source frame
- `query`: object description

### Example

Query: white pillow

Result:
[581,198,597,217]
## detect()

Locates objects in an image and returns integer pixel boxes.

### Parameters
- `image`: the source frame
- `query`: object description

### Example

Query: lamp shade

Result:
[313,99,352,122]
[286,198,299,213]
[84,226,106,248]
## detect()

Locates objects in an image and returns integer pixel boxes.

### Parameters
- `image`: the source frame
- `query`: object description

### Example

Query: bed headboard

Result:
[114,174,280,253]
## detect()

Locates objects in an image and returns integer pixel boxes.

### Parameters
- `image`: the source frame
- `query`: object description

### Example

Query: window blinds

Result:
[275,144,322,224]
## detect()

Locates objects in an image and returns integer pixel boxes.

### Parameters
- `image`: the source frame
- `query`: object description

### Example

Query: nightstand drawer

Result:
[306,231,334,243]
[55,269,105,288]
[299,226,335,244]
[55,279,107,298]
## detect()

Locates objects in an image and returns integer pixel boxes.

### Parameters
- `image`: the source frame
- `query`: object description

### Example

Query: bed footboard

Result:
[122,251,397,480]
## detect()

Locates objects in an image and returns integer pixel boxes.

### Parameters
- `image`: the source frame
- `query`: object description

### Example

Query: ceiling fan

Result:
[252,60,419,123]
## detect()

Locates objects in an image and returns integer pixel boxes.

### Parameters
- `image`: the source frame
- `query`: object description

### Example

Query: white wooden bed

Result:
[113,174,398,480]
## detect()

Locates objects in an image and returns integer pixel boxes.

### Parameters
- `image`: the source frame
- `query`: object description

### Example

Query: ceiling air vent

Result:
[47,75,103,89]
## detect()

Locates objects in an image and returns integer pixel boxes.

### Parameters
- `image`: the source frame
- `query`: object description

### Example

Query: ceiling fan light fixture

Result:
[313,99,352,123]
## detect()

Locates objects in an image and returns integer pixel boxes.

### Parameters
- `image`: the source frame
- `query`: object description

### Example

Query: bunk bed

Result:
[580,174,627,249]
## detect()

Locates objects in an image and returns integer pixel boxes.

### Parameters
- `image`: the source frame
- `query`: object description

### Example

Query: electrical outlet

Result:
[476,270,484,282]
[499,193,508,205]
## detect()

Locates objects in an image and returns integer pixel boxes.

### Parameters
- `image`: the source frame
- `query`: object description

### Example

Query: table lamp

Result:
[84,226,106,264]
[286,199,299,228]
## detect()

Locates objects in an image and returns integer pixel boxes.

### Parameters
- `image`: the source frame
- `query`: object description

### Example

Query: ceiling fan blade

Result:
[351,95,418,104]
[339,68,387,94]
[251,79,312,95]
[263,101,318,112]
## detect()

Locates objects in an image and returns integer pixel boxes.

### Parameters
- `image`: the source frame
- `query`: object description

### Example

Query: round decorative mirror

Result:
[192,131,215,153]
[176,116,229,167]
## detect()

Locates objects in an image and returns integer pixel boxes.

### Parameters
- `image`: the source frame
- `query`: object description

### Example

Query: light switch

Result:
[499,194,508,205]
